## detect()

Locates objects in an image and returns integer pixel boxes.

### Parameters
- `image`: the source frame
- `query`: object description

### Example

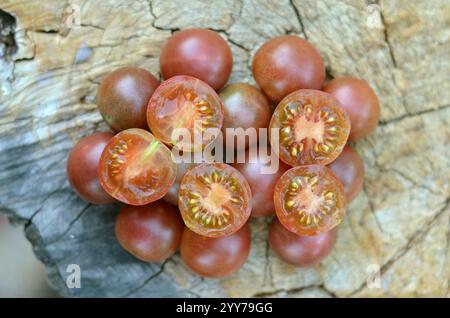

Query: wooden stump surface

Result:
[0,0,449,297]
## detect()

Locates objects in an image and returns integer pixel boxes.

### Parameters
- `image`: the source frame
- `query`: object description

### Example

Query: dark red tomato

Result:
[219,83,272,150]
[160,28,232,91]
[233,145,289,218]
[67,132,115,204]
[252,35,325,103]
[99,128,177,205]
[96,67,160,131]
[269,89,350,166]
[163,160,199,206]
[328,146,364,203]
[147,75,224,152]
[274,165,346,236]
[323,77,380,141]
[269,218,337,267]
[180,223,251,278]
[115,201,184,262]
[178,163,252,238]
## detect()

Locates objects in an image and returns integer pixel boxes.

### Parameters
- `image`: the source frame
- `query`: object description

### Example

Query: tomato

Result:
[233,145,289,218]
[252,35,325,103]
[115,201,184,262]
[328,146,364,203]
[180,224,251,278]
[67,132,115,204]
[96,67,160,131]
[147,75,224,152]
[98,128,177,205]
[219,83,272,150]
[323,77,380,140]
[178,163,252,238]
[269,218,337,267]
[160,28,232,91]
[269,89,350,166]
[274,165,346,236]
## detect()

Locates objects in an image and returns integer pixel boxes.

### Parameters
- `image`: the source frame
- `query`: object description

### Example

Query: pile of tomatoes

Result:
[67,29,379,278]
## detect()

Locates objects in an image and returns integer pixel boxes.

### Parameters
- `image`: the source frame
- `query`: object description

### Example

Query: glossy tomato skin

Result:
[323,77,380,140]
[252,35,325,103]
[269,218,337,267]
[180,223,251,278]
[328,146,364,203]
[219,83,272,150]
[147,75,224,152]
[269,89,350,167]
[178,163,252,238]
[96,67,160,132]
[99,128,177,206]
[115,201,184,262]
[233,146,290,217]
[160,28,232,91]
[274,165,346,236]
[67,132,115,204]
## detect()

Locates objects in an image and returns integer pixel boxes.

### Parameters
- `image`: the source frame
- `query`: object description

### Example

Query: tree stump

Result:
[0,0,449,297]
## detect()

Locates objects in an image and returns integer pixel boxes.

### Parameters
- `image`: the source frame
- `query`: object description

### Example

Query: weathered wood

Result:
[0,0,449,297]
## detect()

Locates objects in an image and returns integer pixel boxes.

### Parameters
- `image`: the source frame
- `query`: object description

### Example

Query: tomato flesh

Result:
[99,128,177,205]
[147,75,224,152]
[274,165,346,236]
[178,163,252,238]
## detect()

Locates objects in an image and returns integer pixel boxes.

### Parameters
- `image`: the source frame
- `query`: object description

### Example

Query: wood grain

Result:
[0,0,449,297]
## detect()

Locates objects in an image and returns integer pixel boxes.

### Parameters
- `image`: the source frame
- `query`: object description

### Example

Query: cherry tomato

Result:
[160,28,232,91]
[67,132,115,204]
[269,89,350,166]
[115,201,184,262]
[147,75,224,152]
[178,163,252,238]
[219,83,272,150]
[99,128,177,205]
[233,145,289,218]
[252,35,325,103]
[180,223,251,278]
[328,146,364,203]
[269,218,337,267]
[96,67,160,131]
[274,165,346,236]
[323,77,380,140]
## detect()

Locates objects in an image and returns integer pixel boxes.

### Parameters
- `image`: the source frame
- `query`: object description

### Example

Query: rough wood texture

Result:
[1,0,449,297]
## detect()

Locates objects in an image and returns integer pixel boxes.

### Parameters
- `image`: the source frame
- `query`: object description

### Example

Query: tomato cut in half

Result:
[269,89,350,166]
[178,163,252,238]
[147,75,224,152]
[274,165,346,236]
[99,128,177,205]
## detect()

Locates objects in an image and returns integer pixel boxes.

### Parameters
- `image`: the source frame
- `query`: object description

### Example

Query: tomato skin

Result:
[67,132,116,204]
[180,224,251,278]
[328,146,364,203]
[96,67,160,132]
[252,35,325,103]
[178,163,252,238]
[323,77,380,140]
[99,128,177,206]
[115,201,184,262]
[274,165,346,236]
[163,160,199,206]
[147,75,224,152]
[160,28,232,91]
[219,83,272,150]
[269,218,337,267]
[233,146,290,218]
